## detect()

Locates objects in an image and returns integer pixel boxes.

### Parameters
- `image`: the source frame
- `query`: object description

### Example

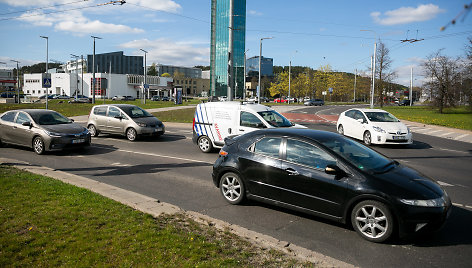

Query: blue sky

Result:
[1,0,471,86]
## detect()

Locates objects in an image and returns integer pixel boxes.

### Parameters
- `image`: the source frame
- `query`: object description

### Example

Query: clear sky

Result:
[1,0,471,86]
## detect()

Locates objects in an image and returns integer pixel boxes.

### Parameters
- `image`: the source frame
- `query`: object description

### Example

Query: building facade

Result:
[210,0,246,97]
[0,68,15,91]
[87,51,143,75]
[173,77,210,97]
[63,58,87,74]
[246,56,273,77]
[157,64,202,78]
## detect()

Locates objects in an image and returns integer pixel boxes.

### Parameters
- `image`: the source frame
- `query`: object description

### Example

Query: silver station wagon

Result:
[87,104,165,141]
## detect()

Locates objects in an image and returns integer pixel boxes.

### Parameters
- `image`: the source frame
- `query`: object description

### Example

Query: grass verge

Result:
[152,107,196,123]
[0,165,308,267]
[382,106,472,131]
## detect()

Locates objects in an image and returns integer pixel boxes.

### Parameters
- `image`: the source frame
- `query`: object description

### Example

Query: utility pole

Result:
[140,49,148,104]
[91,36,102,104]
[81,55,84,96]
[71,54,79,100]
[354,68,357,102]
[10,60,20,104]
[243,49,248,100]
[40,36,48,108]
[410,67,413,106]
[227,0,234,101]
[258,37,272,104]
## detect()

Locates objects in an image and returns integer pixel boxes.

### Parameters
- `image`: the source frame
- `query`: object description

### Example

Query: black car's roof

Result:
[248,128,341,141]
[6,109,59,115]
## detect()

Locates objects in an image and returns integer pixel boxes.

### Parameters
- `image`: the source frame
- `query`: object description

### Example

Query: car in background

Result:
[53,94,70,99]
[212,128,451,242]
[161,96,170,101]
[304,99,325,106]
[0,91,17,98]
[0,109,91,154]
[398,99,413,106]
[274,98,287,103]
[39,94,58,99]
[112,95,136,101]
[336,108,412,145]
[69,95,91,103]
[87,104,165,141]
[151,95,160,101]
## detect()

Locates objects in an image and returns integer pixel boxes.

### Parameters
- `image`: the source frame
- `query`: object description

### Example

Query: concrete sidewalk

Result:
[0,157,353,268]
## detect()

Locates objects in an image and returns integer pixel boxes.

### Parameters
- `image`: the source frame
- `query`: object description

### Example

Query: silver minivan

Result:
[87,104,165,141]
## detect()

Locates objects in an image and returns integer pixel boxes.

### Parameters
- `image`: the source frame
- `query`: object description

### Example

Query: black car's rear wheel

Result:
[351,200,393,243]
[220,172,245,205]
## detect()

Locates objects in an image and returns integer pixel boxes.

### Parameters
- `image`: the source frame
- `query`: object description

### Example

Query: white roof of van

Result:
[201,101,274,112]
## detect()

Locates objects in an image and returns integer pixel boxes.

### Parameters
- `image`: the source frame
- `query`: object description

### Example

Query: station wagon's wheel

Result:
[126,127,137,141]
[88,124,99,137]
[220,172,245,205]
[338,124,344,135]
[198,136,213,153]
[351,200,393,243]
[33,136,45,155]
[363,131,372,145]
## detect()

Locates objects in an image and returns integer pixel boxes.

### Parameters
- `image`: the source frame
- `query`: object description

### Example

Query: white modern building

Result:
[0,68,15,91]
[23,73,173,99]
[63,58,86,74]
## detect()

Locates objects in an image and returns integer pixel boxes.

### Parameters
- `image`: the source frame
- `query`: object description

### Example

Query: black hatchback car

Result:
[212,128,451,242]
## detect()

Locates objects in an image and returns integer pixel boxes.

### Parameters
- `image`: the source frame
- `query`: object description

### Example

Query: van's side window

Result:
[94,106,107,116]
[240,111,264,128]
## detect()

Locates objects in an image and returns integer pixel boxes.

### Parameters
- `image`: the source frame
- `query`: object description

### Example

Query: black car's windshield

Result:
[257,110,293,127]
[120,106,153,118]
[318,135,393,173]
[32,111,71,125]
[364,112,399,122]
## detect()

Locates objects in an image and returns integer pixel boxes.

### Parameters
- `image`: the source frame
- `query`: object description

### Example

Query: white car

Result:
[336,108,412,145]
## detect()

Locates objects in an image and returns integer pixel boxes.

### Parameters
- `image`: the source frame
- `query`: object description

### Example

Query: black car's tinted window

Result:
[286,139,336,169]
[15,112,30,124]
[254,137,281,158]
[1,111,16,122]
[240,111,264,128]
[94,106,107,116]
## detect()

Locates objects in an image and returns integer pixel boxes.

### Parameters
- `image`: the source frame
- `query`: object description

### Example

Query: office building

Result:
[157,64,202,78]
[210,0,246,97]
[87,51,143,75]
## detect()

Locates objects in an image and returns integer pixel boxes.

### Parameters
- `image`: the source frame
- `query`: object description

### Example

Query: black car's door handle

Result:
[285,168,299,176]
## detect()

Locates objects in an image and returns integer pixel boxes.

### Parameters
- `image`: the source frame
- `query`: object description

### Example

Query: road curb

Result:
[0,157,354,268]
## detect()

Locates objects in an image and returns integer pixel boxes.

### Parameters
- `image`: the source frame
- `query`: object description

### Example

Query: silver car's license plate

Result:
[72,139,85,144]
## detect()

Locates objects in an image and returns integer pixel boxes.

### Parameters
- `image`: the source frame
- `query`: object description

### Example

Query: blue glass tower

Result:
[210,0,246,97]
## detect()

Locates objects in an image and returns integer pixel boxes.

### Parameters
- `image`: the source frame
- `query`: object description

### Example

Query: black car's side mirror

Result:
[325,164,348,179]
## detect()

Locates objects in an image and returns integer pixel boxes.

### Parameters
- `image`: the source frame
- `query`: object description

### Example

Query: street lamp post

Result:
[10,60,20,104]
[243,49,249,100]
[288,50,297,104]
[258,37,272,104]
[140,49,148,105]
[40,36,49,109]
[71,54,79,101]
[91,36,102,104]
[361,30,377,109]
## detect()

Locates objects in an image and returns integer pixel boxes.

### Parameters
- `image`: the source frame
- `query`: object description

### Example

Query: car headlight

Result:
[136,122,147,127]
[399,197,445,207]
[372,126,386,133]
[43,130,65,137]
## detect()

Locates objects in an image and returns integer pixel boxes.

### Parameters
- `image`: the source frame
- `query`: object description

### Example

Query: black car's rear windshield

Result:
[31,112,71,125]
[120,106,153,118]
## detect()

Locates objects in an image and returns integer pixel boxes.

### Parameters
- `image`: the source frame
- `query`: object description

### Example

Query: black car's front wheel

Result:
[351,200,394,243]
[220,172,245,205]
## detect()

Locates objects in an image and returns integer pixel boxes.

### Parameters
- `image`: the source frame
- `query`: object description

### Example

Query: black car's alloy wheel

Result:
[351,200,393,243]
[33,137,45,155]
[220,172,245,205]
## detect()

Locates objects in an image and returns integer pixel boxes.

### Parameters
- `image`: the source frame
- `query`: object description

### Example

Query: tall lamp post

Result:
[10,60,20,104]
[40,36,49,109]
[258,37,272,104]
[91,36,102,104]
[71,54,79,100]
[243,49,249,100]
[140,49,148,104]
[361,30,377,109]
[288,50,297,104]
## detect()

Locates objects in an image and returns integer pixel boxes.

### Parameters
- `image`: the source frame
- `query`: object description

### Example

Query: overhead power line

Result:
[0,0,88,16]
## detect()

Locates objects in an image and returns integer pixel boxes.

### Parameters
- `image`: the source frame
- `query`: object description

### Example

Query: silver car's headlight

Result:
[136,122,147,127]
[399,197,445,207]
[44,130,65,137]
[372,126,386,133]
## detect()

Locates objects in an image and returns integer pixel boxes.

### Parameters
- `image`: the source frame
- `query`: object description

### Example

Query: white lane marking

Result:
[437,181,454,187]
[455,133,470,140]
[118,149,213,164]
[438,132,453,137]
[453,203,472,210]
[433,147,469,154]
[111,162,131,167]
[427,130,443,134]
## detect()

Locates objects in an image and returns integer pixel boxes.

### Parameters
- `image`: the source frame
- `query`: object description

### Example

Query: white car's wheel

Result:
[88,124,99,137]
[338,125,344,135]
[198,136,213,153]
[363,131,372,145]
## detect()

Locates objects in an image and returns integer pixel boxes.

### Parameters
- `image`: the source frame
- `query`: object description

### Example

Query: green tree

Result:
[147,63,158,76]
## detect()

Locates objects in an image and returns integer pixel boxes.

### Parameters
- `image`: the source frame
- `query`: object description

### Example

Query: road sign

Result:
[42,73,51,88]
[328,87,333,93]
[144,84,149,89]
[322,91,327,95]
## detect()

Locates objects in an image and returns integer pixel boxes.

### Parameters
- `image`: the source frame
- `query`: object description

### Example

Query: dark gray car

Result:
[87,104,165,141]
[0,109,91,154]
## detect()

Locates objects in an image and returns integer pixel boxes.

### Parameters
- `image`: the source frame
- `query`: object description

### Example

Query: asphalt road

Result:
[1,105,471,267]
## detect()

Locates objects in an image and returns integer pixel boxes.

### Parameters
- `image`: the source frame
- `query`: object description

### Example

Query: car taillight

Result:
[219,149,228,157]
[192,117,195,130]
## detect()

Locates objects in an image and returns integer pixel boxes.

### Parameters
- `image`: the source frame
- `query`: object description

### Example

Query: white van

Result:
[192,101,305,152]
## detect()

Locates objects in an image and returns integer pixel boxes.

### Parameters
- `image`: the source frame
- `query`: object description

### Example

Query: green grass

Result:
[152,107,196,123]
[0,166,307,267]
[0,99,201,117]
[382,106,472,131]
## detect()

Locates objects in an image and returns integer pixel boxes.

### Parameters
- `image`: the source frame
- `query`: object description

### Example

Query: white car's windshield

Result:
[257,110,293,127]
[365,112,399,122]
